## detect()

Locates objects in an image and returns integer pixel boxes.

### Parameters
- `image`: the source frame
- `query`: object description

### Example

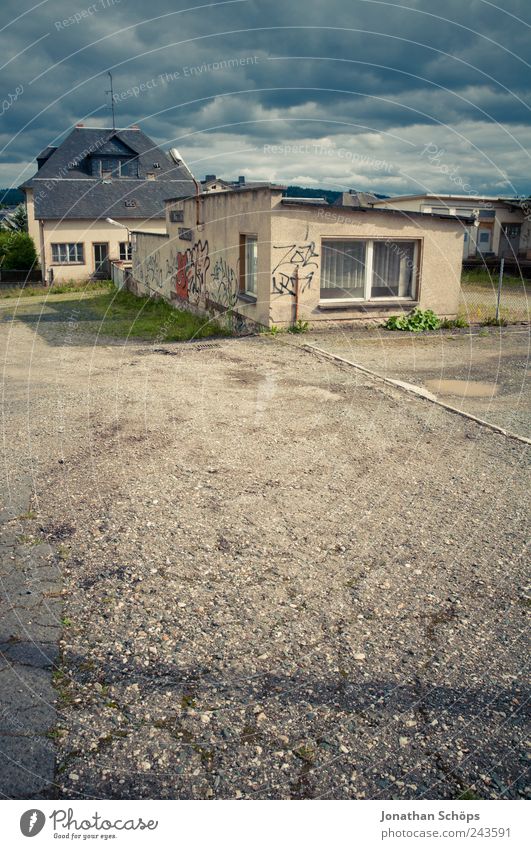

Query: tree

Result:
[0,203,28,232]
[0,231,38,269]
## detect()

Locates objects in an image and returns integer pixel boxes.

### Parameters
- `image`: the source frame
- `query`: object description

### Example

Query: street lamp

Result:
[106,217,132,261]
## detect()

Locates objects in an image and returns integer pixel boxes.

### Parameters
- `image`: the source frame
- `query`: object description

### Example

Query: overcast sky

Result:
[1,0,530,196]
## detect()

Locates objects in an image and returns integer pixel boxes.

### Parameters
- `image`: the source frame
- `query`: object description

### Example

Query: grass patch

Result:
[77,288,230,342]
[440,316,469,329]
[461,269,525,288]
[480,315,509,327]
[0,279,113,299]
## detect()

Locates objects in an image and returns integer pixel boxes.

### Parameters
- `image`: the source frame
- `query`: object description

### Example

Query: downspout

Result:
[190,174,202,228]
[293,264,299,324]
[38,220,47,284]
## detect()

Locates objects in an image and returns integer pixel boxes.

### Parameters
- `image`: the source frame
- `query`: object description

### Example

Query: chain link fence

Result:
[460,260,530,324]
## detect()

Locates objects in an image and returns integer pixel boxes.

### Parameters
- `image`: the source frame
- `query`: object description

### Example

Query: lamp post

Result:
[106,218,133,288]
[106,217,132,261]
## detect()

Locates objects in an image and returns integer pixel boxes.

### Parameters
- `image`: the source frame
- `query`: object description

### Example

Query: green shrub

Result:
[0,230,38,269]
[384,308,441,332]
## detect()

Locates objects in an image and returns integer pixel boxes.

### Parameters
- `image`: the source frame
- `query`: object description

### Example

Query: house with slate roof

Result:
[21,123,196,282]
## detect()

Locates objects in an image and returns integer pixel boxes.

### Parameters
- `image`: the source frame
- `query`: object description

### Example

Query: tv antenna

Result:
[105,72,116,130]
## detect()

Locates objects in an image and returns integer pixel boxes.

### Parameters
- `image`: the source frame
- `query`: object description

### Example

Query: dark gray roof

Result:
[22,126,196,220]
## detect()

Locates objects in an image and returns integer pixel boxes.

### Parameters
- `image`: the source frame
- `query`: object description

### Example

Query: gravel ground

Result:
[301,327,530,439]
[1,297,529,800]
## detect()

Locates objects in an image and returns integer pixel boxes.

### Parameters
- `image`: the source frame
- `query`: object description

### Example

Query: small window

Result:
[479,231,490,243]
[153,162,161,169]
[119,158,138,178]
[119,242,132,261]
[124,199,137,208]
[51,243,84,264]
[239,235,258,296]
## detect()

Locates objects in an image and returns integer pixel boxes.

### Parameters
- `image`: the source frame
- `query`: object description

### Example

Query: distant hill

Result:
[0,189,24,207]
[285,185,341,204]
[284,185,389,204]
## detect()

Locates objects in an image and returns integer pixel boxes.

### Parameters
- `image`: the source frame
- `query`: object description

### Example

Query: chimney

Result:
[75,122,84,127]
[238,175,245,185]
[205,174,216,181]
[129,125,140,130]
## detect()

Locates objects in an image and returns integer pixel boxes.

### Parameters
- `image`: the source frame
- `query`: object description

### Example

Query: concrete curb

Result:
[302,343,531,447]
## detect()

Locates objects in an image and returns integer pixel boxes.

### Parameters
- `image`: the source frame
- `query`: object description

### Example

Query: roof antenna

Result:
[106,72,116,130]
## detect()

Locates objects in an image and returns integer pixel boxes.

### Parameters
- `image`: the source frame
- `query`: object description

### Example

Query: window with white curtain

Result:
[321,240,366,299]
[372,240,415,298]
[321,239,417,300]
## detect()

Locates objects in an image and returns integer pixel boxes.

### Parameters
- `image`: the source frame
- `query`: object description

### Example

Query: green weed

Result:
[288,319,310,334]
[384,308,441,332]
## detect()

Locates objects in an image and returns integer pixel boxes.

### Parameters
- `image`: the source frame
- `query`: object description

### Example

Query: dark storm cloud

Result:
[1,0,530,194]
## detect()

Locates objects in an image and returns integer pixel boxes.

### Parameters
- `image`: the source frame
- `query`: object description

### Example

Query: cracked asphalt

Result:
[0,294,529,799]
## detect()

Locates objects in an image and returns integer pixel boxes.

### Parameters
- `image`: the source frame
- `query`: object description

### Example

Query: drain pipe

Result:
[169,148,202,227]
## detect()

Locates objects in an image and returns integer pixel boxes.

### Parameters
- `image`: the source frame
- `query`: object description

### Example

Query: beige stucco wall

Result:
[269,202,464,324]
[24,189,166,282]
[133,188,277,330]
[374,196,530,258]
[132,189,465,329]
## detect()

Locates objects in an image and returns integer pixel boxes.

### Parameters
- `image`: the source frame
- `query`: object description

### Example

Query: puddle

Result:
[424,378,499,398]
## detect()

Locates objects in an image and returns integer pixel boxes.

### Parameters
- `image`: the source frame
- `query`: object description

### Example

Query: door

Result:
[477,227,492,254]
[499,224,521,258]
[93,242,110,278]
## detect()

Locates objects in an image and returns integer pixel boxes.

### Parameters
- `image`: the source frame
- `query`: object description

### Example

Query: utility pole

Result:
[106,71,116,130]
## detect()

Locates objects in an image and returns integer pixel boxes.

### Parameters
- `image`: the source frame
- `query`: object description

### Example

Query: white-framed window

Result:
[51,243,84,264]
[320,238,418,301]
[240,234,258,296]
[119,241,132,261]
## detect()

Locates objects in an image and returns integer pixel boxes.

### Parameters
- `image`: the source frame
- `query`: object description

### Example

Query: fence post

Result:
[495,257,504,322]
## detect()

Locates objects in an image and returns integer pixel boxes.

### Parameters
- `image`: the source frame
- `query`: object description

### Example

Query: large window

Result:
[321,239,418,301]
[51,243,84,264]
[239,234,258,296]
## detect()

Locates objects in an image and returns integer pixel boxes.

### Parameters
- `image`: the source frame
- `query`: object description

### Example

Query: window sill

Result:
[50,262,85,266]
[237,292,257,304]
[318,299,418,311]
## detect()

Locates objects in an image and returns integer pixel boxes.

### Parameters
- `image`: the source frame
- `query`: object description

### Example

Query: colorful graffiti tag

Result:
[173,239,211,302]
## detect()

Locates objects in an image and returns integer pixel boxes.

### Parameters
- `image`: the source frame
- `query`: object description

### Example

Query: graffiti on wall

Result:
[137,252,163,291]
[272,242,319,297]
[175,251,189,299]
[210,257,239,309]
[173,239,210,302]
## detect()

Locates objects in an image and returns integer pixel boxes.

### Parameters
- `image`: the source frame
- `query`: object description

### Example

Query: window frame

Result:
[51,242,84,265]
[319,237,420,304]
[239,234,258,299]
[119,241,132,261]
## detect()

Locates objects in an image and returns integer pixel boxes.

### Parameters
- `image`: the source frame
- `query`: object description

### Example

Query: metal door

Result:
[499,224,521,258]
